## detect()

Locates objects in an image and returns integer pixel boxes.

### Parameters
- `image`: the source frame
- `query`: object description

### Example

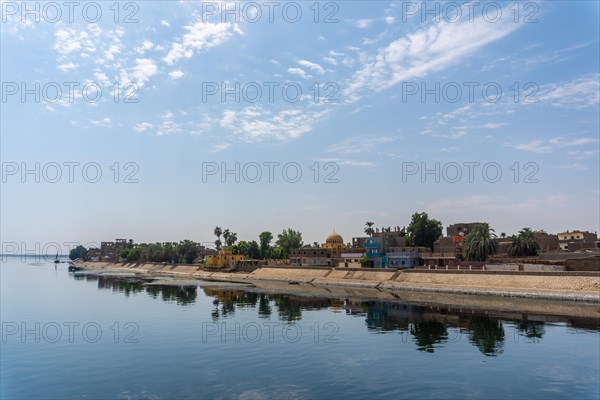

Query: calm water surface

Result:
[1,258,599,399]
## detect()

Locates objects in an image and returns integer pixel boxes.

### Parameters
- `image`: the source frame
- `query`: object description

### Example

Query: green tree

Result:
[259,231,273,259]
[125,246,143,262]
[275,229,303,258]
[231,240,261,259]
[463,223,497,261]
[162,242,179,263]
[231,241,249,256]
[248,240,261,259]
[270,247,286,259]
[69,245,87,260]
[364,221,375,237]
[508,228,539,257]
[179,240,199,263]
[406,212,443,249]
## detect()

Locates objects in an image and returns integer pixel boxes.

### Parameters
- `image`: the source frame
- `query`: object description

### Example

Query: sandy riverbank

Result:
[78,261,600,303]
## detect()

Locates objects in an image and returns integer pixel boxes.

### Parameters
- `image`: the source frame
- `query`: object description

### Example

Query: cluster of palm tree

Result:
[508,228,539,257]
[120,240,201,264]
[463,223,498,262]
[230,229,304,260]
[213,226,238,250]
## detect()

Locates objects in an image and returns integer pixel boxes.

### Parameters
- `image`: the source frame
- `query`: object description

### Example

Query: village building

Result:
[557,230,598,251]
[289,248,333,267]
[205,248,244,268]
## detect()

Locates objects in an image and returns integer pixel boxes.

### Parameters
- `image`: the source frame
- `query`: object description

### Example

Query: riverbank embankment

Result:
[78,262,600,302]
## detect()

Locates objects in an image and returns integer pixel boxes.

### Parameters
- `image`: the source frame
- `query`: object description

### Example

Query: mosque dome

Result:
[326,231,344,244]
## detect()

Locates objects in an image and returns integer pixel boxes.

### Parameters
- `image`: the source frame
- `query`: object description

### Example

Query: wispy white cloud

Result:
[90,117,112,127]
[126,58,158,87]
[538,74,600,109]
[164,20,242,65]
[287,67,311,80]
[57,62,77,72]
[507,136,598,154]
[134,40,154,54]
[220,106,330,142]
[556,163,588,171]
[319,157,373,167]
[328,136,396,155]
[509,139,553,154]
[567,149,599,159]
[345,4,523,102]
[168,70,184,80]
[212,143,232,153]
[355,19,374,29]
[133,122,154,132]
[298,59,325,75]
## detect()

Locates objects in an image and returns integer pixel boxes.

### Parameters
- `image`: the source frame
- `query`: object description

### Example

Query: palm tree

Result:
[364,221,375,237]
[508,228,539,257]
[225,231,238,247]
[222,229,230,247]
[464,223,497,262]
[500,232,506,239]
[214,226,222,250]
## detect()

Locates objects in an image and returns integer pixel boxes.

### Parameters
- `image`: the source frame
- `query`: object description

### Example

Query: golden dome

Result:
[326,231,344,244]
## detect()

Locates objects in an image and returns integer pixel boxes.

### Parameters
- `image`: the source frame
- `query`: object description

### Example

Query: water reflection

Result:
[467,316,505,356]
[410,321,449,353]
[516,321,546,342]
[73,273,199,305]
[146,285,197,306]
[70,274,600,357]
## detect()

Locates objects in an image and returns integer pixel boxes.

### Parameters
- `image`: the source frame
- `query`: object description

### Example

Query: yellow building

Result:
[205,249,244,268]
[322,231,347,257]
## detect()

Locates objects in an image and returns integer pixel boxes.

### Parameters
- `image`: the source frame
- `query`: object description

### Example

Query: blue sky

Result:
[1,0,599,248]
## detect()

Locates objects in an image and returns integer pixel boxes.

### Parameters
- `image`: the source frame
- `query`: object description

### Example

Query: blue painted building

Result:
[363,237,424,268]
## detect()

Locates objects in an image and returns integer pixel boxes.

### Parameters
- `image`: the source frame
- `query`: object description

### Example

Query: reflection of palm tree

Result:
[467,316,505,356]
[221,301,235,317]
[516,321,545,342]
[410,321,449,353]
[144,285,198,305]
[273,296,302,321]
[258,294,272,318]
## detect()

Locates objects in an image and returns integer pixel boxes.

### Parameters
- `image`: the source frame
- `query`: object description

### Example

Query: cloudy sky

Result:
[1,0,599,249]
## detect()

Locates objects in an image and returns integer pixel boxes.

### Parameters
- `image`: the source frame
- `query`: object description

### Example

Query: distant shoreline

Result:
[78,261,600,303]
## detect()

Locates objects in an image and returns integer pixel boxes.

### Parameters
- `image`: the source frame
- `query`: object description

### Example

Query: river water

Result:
[1,258,599,399]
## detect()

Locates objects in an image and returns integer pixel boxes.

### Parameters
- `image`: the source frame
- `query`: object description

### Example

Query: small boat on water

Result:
[54,253,60,264]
